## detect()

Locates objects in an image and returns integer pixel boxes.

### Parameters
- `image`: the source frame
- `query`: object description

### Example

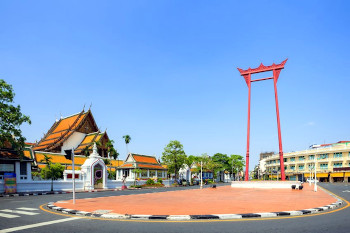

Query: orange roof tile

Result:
[80,134,97,144]
[138,164,166,170]
[120,163,134,168]
[52,114,82,133]
[35,153,87,165]
[23,150,32,159]
[133,155,158,164]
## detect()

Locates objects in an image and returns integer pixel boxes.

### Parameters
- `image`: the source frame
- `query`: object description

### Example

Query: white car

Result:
[306,178,319,183]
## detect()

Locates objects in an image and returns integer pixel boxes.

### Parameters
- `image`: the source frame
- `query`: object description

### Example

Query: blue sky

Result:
[1,1,349,168]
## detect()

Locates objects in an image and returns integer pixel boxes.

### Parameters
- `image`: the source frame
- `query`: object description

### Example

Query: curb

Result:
[46,199,344,221]
[0,189,123,198]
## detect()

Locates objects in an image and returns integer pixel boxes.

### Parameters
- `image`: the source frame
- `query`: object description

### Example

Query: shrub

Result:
[157,179,163,184]
[146,178,155,185]
[108,170,116,180]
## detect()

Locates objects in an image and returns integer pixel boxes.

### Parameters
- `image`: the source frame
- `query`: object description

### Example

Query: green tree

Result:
[133,168,142,185]
[40,158,64,192]
[122,135,131,154]
[198,153,222,182]
[161,140,186,180]
[0,79,31,157]
[83,146,91,157]
[228,154,245,181]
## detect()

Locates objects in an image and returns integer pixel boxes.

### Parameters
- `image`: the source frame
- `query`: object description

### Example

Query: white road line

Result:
[0,213,19,219]
[0,217,80,233]
[16,207,39,211]
[0,209,39,216]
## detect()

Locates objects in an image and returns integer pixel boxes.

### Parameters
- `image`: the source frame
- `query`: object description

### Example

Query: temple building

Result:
[27,109,122,171]
[116,153,167,181]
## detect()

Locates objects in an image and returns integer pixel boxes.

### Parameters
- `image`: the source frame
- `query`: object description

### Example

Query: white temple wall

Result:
[61,132,86,153]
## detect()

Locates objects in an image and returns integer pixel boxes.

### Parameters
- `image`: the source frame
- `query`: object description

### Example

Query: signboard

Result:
[4,173,17,194]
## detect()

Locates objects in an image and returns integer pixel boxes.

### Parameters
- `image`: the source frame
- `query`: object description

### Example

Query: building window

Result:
[308,155,315,160]
[320,163,328,169]
[318,154,328,160]
[333,162,343,168]
[298,165,304,170]
[149,170,156,177]
[290,157,295,162]
[290,165,295,170]
[308,164,314,170]
[284,158,287,162]
[157,171,163,178]
[20,162,27,175]
[333,152,343,158]
[299,156,305,161]
[141,170,148,178]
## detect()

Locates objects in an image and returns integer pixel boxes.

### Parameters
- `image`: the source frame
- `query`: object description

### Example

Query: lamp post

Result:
[200,161,203,189]
[314,154,317,192]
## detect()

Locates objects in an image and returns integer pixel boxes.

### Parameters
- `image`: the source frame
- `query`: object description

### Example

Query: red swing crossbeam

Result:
[237,59,288,181]
[250,77,273,82]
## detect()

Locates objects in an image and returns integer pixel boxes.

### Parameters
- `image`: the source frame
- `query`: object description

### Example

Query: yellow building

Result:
[264,141,350,182]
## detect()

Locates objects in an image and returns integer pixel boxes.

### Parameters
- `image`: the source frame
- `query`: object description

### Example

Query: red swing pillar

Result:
[238,59,287,181]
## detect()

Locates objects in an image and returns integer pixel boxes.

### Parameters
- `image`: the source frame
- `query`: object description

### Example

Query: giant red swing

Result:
[237,59,288,181]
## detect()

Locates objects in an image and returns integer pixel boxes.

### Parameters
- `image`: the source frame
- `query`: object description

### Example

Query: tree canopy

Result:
[161,140,186,179]
[0,79,31,156]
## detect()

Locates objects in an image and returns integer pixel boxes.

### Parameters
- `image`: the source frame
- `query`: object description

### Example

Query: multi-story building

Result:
[263,141,350,182]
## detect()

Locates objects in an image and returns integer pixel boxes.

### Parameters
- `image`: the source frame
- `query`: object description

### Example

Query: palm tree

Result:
[122,135,131,154]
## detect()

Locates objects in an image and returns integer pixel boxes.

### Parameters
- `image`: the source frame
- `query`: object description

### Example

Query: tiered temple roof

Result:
[30,109,121,169]
[119,153,166,170]
[33,110,99,153]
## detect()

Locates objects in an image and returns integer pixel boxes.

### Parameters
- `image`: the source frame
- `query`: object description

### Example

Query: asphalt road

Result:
[0,183,349,233]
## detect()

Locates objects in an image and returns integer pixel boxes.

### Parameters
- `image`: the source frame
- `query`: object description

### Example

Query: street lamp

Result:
[314,154,317,192]
[200,161,203,189]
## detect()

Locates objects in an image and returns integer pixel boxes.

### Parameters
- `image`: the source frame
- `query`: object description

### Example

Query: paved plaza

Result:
[53,184,337,216]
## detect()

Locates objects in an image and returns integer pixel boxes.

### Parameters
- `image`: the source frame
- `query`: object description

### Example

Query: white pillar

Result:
[147,169,150,178]
[155,170,158,178]
[26,162,32,181]
[15,161,20,183]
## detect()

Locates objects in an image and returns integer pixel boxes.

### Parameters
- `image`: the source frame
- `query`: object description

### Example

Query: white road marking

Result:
[16,207,39,211]
[0,217,80,233]
[0,209,39,216]
[342,190,350,192]
[0,213,19,219]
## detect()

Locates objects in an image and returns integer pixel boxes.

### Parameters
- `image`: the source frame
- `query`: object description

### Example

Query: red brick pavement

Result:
[54,184,336,215]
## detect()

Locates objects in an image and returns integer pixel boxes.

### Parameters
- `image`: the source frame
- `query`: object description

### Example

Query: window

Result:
[333,162,343,168]
[308,155,315,160]
[149,170,156,177]
[299,156,305,161]
[298,165,305,170]
[333,152,342,158]
[20,162,27,175]
[318,154,328,160]
[320,163,328,169]
[141,170,148,177]
[157,171,163,178]
[284,158,287,162]
[308,164,314,170]
[290,165,295,170]
[290,157,295,162]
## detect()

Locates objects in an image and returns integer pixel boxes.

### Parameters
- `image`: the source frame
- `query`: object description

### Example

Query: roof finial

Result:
[82,104,86,112]
[89,102,92,110]
[93,142,98,154]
